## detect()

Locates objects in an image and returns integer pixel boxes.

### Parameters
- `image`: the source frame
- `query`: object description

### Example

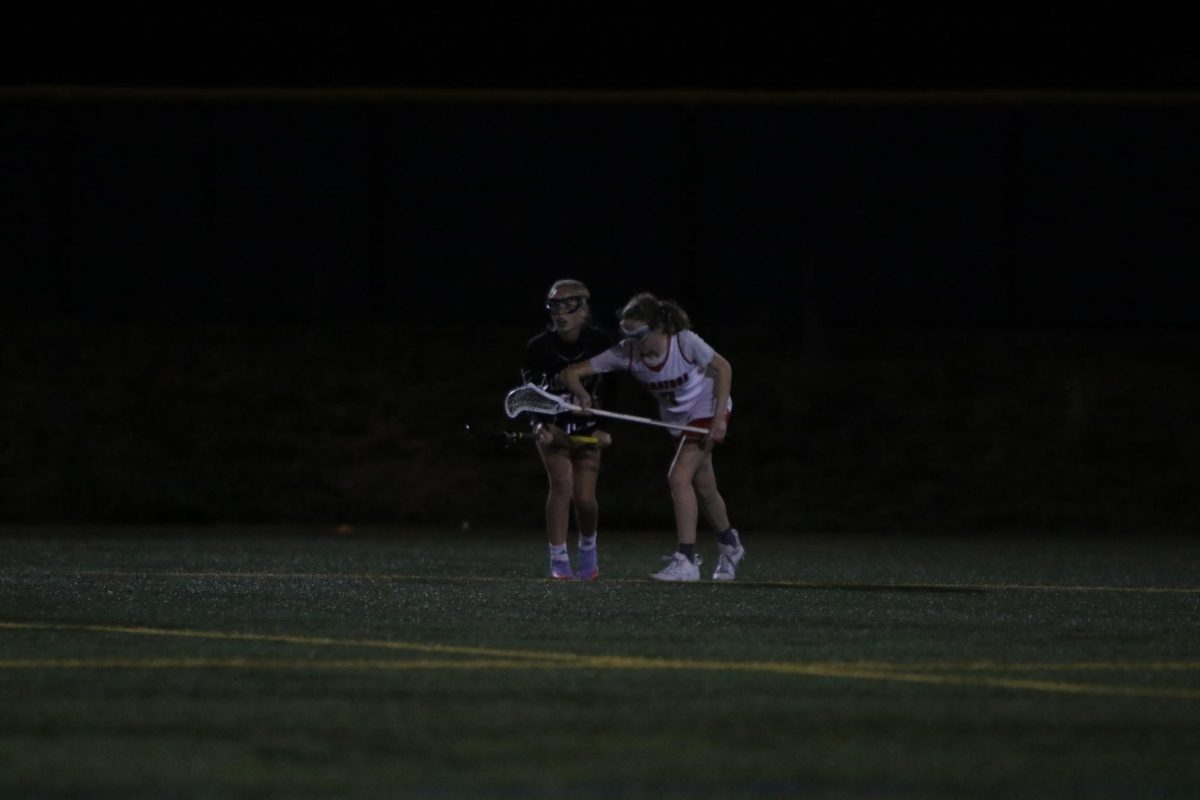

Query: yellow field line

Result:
[3,620,1198,699]
[0,658,554,671]
[1,654,1196,700]
[788,667,1200,700]
[0,621,582,662]
[853,582,1200,596]
[553,656,1200,698]
[852,660,1200,673]
[10,570,1200,595]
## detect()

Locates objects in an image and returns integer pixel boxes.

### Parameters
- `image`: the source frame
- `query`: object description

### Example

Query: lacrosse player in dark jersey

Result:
[521,279,613,580]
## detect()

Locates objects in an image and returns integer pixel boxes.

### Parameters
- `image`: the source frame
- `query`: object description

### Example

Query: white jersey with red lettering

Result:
[589,329,732,432]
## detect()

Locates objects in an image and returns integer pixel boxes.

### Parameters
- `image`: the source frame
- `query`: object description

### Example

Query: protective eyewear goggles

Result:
[619,322,651,342]
[545,295,587,315]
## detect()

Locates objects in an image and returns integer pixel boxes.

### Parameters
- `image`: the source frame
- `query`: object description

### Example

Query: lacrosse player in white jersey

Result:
[559,292,745,582]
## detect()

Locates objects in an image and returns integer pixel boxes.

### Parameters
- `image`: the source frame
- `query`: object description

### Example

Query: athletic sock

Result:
[549,543,569,563]
[717,528,741,547]
[579,533,597,551]
[678,542,696,562]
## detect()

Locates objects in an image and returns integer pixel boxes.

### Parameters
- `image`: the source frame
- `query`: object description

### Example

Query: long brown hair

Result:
[618,292,691,334]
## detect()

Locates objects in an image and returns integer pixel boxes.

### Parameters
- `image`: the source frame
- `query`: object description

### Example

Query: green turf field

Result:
[2,527,1198,798]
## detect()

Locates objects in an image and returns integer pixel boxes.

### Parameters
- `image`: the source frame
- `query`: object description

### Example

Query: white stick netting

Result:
[503,385,572,418]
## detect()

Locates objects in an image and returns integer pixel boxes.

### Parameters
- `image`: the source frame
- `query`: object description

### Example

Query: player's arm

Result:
[705,352,732,443]
[558,360,597,412]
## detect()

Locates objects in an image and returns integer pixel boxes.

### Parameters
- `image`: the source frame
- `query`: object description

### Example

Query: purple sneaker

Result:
[576,547,598,581]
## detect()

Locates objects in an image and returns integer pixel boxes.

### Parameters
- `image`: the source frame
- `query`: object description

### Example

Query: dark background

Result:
[2,14,1198,533]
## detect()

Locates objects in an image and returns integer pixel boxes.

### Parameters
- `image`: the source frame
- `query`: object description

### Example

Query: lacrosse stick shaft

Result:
[465,425,598,446]
[505,383,708,435]
[580,407,707,435]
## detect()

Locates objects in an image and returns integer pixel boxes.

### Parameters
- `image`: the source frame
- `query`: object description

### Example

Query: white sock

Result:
[549,543,569,562]
[579,533,597,551]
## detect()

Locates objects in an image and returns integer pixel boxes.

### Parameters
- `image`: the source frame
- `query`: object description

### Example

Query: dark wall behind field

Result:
[5,92,1199,327]
[2,92,1198,533]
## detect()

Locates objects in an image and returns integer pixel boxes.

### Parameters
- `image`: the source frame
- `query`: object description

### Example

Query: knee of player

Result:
[692,471,719,496]
[666,471,692,494]
[547,475,574,496]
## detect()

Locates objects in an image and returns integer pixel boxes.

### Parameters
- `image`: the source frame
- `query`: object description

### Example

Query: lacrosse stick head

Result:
[503,384,575,419]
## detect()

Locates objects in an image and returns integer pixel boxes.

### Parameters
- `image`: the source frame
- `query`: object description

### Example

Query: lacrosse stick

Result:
[464,424,600,447]
[504,383,707,435]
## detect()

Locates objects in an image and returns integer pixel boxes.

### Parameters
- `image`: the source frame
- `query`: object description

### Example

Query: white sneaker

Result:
[712,543,745,581]
[650,552,701,582]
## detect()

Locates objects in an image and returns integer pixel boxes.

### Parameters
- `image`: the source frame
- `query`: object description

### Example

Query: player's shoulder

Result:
[675,328,715,363]
[676,328,711,347]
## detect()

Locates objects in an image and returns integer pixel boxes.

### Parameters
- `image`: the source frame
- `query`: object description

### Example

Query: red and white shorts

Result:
[676,411,732,442]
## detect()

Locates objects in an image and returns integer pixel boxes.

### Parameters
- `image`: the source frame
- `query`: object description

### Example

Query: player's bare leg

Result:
[667,439,708,546]
[538,443,575,579]
[692,453,730,533]
[570,448,600,535]
[651,440,708,581]
[686,442,744,581]
[570,445,601,580]
[691,453,744,581]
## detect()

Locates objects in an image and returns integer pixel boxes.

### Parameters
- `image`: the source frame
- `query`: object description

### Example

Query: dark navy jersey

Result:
[520,325,613,435]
